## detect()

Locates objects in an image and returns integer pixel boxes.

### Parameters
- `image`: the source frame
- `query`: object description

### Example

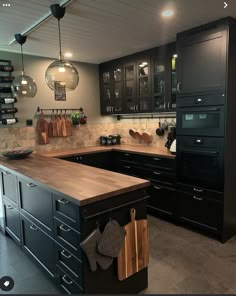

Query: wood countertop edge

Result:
[0,160,151,207]
[38,145,175,159]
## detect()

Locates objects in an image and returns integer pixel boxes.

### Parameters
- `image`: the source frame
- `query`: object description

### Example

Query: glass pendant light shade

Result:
[45,59,79,91]
[12,73,37,98]
[45,4,79,91]
[12,34,37,98]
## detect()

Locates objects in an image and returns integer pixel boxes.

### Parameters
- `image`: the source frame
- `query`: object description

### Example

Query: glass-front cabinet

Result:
[152,57,166,111]
[99,42,177,115]
[137,59,152,113]
[100,65,123,114]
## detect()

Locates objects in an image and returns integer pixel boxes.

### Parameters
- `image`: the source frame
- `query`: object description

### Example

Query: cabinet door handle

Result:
[124,153,130,156]
[6,205,13,209]
[193,188,204,193]
[193,196,203,201]
[153,186,161,190]
[30,225,38,231]
[124,166,131,169]
[27,183,36,188]
[62,275,73,285]
[3,171,11,175]
[153,171,161,175]
[59,224,71,232]
[153,157,160,161]
[57,198,69,205]
[61,250,72,259]
[177,82,181,93]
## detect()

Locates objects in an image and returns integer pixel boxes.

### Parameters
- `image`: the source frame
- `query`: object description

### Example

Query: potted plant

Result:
[70,111,81,125]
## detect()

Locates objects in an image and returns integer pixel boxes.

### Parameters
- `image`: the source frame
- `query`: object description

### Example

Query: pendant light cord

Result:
[21,44,25,74]
[58,19,62,60]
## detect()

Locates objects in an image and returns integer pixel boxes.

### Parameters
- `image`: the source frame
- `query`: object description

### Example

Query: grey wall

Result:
[0,51,114,126]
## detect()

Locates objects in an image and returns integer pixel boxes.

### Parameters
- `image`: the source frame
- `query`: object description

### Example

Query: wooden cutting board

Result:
[117,208,149,281]
[37,112,49,145]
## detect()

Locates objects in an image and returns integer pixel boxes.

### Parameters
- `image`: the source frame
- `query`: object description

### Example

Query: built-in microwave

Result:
[177,136,224,191]
[177,106,225,137]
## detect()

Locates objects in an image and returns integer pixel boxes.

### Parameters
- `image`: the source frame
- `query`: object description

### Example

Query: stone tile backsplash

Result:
[0,118,175,152]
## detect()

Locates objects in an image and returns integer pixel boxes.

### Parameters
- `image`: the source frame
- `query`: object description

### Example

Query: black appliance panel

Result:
[177,136,224,190]
[177,106,224,136]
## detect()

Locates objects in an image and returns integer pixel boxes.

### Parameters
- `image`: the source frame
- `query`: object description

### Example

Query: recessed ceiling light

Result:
[162,9,174,17]
[64,52,72,58]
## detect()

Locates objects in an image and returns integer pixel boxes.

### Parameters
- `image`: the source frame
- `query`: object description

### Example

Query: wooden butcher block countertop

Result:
[0,154,150,206]
[39,144,175,159]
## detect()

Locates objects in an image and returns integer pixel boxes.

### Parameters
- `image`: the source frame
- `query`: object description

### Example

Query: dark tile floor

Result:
[1,216,236,294]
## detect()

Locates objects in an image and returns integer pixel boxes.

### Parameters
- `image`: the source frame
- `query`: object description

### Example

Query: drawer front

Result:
[54,217,81,259]
[177,191,222,232]
[4,201,21,243]
[177,183,223,201]
[114,152,140,164]
[145,168,175,184]
[56,266,82,294]
[115,162,144,178]
[21,214,55,276]
[148,183,177,217]
[19,179,53,232]
[142,155,176,171]
[177,93,224,107]
[53,194,80,231]
[1,170,18,205]
[55,243,83,287]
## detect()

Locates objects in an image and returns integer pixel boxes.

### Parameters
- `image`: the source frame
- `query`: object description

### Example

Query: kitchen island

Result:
[0,153,150,294]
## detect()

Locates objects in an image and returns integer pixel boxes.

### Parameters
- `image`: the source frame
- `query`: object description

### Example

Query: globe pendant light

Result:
[45,4,79,91]
[11,34,37,98]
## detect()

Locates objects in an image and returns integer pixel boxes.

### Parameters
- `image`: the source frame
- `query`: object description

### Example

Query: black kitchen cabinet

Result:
[148,182,176,219]
[18,178,53,234]
[21,214,55,277]
[177,189,222,234]
[99,42,176,115]
[3,199,21,244]
[177,24,227,96]
[1,169,18,206]
[100,64,123,114]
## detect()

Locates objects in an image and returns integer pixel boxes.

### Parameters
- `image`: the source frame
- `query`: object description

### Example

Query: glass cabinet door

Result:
[170,54,177,109]
[153,59,166,111]
[113,66,123,113]
[138,61,149,97]
[124,64,135,98]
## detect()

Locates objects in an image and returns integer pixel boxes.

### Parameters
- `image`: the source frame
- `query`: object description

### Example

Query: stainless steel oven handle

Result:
[193,196,203,201]
[193,188,204,193]
[62,275,73,285]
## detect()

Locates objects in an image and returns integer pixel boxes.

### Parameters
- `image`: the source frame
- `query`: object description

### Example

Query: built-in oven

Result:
[177,136,224,191]
[177,106,225,136]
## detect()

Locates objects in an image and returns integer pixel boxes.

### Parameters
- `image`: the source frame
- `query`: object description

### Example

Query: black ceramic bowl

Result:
[2,149,33,160]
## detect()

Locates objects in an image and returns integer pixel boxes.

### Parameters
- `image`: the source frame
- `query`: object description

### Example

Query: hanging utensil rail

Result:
[35,106,84,116]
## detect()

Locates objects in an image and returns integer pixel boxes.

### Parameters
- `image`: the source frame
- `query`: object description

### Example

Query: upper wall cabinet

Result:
[176,26,227,96]
[99,43,176,115]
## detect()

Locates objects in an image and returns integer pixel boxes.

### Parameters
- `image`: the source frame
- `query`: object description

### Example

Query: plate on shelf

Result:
[2,149,33,160]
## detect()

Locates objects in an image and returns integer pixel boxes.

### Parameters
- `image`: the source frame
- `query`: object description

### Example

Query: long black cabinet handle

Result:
[153,158,161,161]
[6,205,13,209]
[62,275,73,285]
[59,224,71,232]
[182,149,218,156]
[27,183,36,188]
[124,166,131,169]
[193,188,204,193]
[30,225,38,231]
[61,250,72,259]
[57,198,69,205]
[124,153,130,156]
[193,196,203,201]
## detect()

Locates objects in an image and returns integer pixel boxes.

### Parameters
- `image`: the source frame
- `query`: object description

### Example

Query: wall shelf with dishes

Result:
[0,60,18,125]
